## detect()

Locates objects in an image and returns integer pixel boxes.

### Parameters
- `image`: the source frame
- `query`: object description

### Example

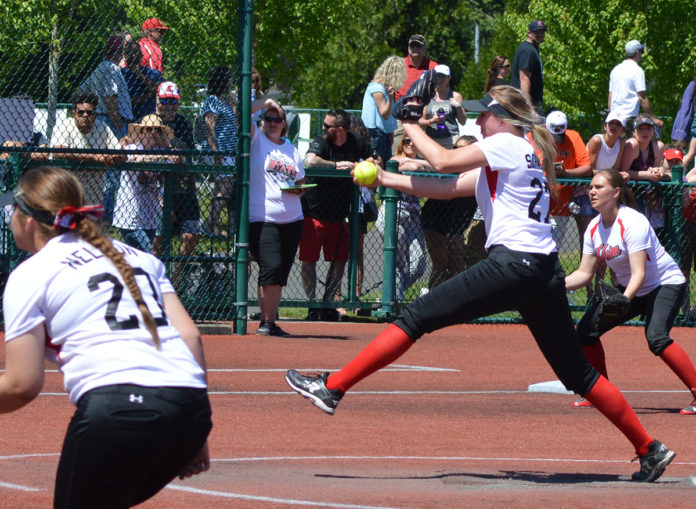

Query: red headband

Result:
[53,205,104,230]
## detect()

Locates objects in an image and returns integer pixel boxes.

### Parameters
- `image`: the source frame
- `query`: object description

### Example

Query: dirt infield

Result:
[0,322,694,508]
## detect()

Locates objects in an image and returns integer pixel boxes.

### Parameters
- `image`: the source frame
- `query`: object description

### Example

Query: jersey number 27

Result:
[528,177,550,223]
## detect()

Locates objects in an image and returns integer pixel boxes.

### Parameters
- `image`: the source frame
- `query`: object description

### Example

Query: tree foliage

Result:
[0,0,694,140]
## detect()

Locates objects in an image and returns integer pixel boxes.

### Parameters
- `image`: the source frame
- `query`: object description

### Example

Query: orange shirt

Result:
[526,130,590,216]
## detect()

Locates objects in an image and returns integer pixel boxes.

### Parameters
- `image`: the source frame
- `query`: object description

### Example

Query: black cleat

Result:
[285,370,343,415]
[631,440,675,482]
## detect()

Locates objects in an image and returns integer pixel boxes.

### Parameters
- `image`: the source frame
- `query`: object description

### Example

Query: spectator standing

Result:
[483,55,511,93]
[609,40,663,137]
[392,34,438,154]
[394,35,438,102]
[139,18,168,74]
[587,111,627,175]
[50,90,125,205]
[385,136,428,300]
[200,66,238,238]
[671,75,696,169]
[80,33,133,139]
[300,109,377,321]
[361,55,405,164]
[122,40,162,121]
[621,116,666,245]
[510,20,546,115]
[419,64,466,149]
[681,149,696,318]
[150,82,202,285]
[113,114,176,253]
[80,33,133,223]
[249,99,305,336]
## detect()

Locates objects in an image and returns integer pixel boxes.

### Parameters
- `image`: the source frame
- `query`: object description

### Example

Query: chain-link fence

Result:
[0,4,694,331]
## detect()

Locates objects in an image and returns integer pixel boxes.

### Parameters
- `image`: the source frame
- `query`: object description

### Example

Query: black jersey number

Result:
[88,271,168,331]
[528,177,550,223]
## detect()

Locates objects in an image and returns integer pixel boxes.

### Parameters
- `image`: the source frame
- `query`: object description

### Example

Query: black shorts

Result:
[249,220,304,286]
[172,192,202,235]
[54,384,211,509]
[394,245,599,395]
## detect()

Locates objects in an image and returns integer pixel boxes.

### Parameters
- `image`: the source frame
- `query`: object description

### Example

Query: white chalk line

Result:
[0,453,694,502]
[165,484,402,508]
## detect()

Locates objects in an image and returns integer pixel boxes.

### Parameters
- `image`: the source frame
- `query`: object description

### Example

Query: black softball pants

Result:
[577,282,687,356]
[54,384,212,509]
[394,245,599,395]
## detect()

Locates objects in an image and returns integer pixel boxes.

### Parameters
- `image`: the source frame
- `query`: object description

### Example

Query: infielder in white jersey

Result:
[286,85,675,482]
[0,166,211,508]
[566,169,696,414]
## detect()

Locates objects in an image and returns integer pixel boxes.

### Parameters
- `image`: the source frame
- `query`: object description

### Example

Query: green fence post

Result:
[233,0,254,334]
[347,181,360,309]
[373,159,399,319]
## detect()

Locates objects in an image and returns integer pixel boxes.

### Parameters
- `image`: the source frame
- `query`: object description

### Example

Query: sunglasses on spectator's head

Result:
[76,108,96,117]
[264,116,284,124]
[159,98,178,105]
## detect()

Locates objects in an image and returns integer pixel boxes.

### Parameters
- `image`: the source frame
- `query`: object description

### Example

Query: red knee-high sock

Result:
[659,342,696,395]
[582,342,608,379]
[584,376,653,456]
[327,324,415,393]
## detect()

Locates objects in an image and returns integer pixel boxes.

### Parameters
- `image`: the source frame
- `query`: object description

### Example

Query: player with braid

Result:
[0,166,212,508]
[566,169,696,414]
[287,83,675,482]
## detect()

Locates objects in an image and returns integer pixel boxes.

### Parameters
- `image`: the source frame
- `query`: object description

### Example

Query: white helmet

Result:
[545,111,568,134]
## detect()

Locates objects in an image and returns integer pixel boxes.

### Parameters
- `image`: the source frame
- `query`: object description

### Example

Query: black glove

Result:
[592,281,630,331]
[392,69,438,121]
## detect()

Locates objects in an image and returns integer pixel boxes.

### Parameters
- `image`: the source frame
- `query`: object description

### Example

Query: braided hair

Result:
[14,166,162,348]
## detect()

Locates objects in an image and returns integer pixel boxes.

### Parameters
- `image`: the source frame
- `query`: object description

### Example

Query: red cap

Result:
[142,18,168,31]
[664,148,684,161]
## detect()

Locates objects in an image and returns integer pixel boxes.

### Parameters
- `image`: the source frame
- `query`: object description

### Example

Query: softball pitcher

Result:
[286,83,675,482]
[566,169,696,414]
[0,166,211,508]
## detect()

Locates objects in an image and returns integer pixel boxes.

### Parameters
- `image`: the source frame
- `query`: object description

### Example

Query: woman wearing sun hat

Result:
[113,114,177,253]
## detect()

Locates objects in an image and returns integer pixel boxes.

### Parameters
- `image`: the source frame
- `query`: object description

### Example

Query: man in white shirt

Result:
[50,90,125,204]
[608,40,663,137]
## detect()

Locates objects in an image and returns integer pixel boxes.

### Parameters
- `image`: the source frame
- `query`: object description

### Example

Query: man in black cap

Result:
[510,20,546,115]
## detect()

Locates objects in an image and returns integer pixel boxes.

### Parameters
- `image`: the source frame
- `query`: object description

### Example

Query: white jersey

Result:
[582,205,685,296]
[249,129,305,223]
[3,234,206,404]
[475,132,556,254]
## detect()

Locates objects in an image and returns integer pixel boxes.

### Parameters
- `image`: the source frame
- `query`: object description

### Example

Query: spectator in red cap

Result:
[139,18,168,74]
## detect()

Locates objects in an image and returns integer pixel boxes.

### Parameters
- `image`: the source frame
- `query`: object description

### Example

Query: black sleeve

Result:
[306,136,327,157]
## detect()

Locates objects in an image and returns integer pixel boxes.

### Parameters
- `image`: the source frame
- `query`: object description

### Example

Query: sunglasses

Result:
[159,98,178,105]
[264,116,284,124]
[144,126,163,133]
[499,64,511,68]
[403,138,413,145]
[76,109,96,117]
[323,122,337,130]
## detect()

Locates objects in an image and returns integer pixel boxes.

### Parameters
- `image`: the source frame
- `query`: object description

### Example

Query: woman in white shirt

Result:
[248,99,306,336]
[0,166,211,508]
[286,84,675,482]
[566,169,696,415]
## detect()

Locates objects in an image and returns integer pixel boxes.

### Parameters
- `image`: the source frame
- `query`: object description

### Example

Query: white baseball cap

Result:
[545,110,567,134]
[625,40,645,56]
[433,64,450,76]
[605,110,626,127]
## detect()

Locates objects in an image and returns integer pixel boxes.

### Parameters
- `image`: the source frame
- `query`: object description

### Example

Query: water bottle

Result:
[436,108,446,133]
[251,87,256,101]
